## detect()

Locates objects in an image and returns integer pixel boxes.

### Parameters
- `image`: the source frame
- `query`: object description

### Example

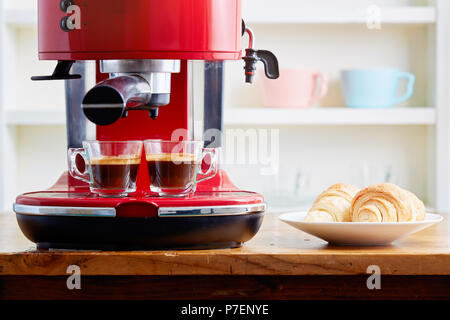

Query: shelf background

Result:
[1,0,448,212]
[221,124,430,210]
[244,6,436,25]
[219,0,438,208]
[225,23,431,109]
[5,107,436,126]
[3,4,436,26]
[224,107,436,126]
[5,110,66,125]
[4,9,36,27]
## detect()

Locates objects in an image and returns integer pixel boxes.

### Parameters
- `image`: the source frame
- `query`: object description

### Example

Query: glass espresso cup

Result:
[144,140,217,197]
[68,141,143,197]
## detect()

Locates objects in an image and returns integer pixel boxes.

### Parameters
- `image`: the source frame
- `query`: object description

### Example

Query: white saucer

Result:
[279,211,443,246]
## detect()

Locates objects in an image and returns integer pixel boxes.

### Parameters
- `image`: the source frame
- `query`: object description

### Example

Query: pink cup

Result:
[260,69,328,108]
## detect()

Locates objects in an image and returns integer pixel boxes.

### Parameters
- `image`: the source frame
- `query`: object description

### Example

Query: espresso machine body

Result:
[13,0,278,249]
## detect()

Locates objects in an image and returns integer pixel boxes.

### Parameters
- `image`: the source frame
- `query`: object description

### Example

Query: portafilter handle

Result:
[81,75,152,126]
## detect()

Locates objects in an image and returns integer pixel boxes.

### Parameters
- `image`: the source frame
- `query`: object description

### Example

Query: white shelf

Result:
[3,6,436,27]
[5,110,65,125]
[224,107,436,126]
[4,9,37,27]
[245,6,436,25]
[6,108,436,126]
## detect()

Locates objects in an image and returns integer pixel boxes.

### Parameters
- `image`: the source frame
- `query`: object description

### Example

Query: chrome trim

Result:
[101,59,181,74]
[13,204,116,218]
[65,61,87,149]
[13,203,265,218]
[158,203,266,217]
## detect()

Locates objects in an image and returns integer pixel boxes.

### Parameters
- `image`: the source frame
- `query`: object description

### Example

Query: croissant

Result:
[305,183,361,222]
[351,183,426,222]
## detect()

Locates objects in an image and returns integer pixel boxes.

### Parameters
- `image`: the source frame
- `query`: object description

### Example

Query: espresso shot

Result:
[146,153,200,195]
[91,156,140,191]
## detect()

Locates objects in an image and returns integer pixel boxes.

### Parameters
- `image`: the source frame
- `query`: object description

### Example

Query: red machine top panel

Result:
[38,0,242,61]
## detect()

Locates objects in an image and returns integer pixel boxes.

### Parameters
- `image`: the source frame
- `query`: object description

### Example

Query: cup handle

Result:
[311,73,328,102]
[68,148,91,184]
[196,148,218,184]
[393,72,415,104]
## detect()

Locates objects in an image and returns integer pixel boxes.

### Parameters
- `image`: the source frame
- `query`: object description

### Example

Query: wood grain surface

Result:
[0,212,449,276]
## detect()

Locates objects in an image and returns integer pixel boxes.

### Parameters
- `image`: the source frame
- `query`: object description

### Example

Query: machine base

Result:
[36,242,242,250]
[15,171,266,250]
[16,212,264,250]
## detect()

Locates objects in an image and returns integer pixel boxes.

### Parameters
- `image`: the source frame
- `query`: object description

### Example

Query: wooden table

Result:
[0,212,449,300]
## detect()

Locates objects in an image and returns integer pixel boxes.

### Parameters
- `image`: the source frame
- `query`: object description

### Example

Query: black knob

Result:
[60,0,74,12]
[60,16,72,32]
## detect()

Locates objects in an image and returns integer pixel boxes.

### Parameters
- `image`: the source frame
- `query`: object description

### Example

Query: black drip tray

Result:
[16,213,264,250]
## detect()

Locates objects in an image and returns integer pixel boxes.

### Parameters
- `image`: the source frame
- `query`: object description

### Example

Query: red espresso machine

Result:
[13,0,279,249]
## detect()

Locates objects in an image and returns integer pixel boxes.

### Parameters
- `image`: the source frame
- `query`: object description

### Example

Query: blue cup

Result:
[341,69,415,108]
